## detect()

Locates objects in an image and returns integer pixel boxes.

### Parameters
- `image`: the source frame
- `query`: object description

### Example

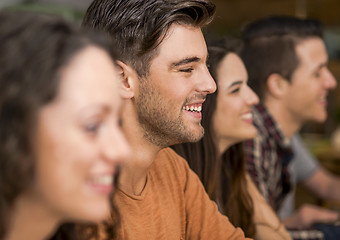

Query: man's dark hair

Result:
[241,15,323,99]
[82,0,215,78]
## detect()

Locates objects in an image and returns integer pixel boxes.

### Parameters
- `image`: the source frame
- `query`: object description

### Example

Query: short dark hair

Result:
[241,15,323,99]
[0,10,114,239]
[82,0,215,78]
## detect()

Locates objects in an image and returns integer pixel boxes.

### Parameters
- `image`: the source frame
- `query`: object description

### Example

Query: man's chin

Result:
[318,108,328,121]
[310,111,327,123]
[182,126,205,143]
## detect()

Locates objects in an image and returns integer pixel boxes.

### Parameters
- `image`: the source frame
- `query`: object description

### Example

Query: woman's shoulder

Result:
[245,174,292,240]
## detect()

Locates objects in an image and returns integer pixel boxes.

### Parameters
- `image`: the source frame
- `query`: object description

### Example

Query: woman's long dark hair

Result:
[0,10,118,240]
[171,38,255,237]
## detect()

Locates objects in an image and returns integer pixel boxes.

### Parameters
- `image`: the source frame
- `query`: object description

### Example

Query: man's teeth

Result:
[90,175,113,186]
[183,105,202,112]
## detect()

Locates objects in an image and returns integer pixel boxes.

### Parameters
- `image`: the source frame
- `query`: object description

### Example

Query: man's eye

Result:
[179,68,194,73]
[314,71,321,78]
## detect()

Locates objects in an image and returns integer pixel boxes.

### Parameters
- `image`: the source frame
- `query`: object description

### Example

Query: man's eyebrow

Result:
[311,62,328,73]
[170,57,200,68]
[318,62,328,70]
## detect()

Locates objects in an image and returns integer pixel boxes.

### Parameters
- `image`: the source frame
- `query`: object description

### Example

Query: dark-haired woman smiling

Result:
[172,38,292,240]
[0,11,130,240]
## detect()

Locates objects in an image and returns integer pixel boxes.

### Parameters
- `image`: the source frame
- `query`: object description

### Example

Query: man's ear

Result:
[115,60,138,99]
[266,73,289,99]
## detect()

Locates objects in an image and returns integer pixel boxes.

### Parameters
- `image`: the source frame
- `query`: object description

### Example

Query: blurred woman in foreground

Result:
[0,11,130,240]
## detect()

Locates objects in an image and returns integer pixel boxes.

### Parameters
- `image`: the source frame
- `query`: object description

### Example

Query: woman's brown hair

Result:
[171,37,255,237]
[0,10,118,240]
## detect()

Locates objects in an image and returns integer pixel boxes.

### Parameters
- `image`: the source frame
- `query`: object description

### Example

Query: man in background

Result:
[242,15,340,239]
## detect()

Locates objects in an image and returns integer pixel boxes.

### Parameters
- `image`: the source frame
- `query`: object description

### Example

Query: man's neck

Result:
[118,141,160,196]
[264,100,302,139]
[119,102,163,196]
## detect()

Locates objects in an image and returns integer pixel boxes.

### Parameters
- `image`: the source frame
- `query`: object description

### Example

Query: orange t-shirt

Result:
[112,147,250,240]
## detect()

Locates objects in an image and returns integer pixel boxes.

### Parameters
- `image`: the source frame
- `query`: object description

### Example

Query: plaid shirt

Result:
[244,103,293,211]
[244,103,326,240]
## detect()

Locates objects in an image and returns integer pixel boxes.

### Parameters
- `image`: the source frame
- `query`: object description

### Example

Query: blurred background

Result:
[1,0,340,208]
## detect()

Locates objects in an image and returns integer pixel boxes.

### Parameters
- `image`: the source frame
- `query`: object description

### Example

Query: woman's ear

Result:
[115,60,138,99]
[266,73,289,99]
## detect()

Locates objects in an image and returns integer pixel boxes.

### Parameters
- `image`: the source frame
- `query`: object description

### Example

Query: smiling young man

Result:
[241,16,339,239]
[82,0,248,239]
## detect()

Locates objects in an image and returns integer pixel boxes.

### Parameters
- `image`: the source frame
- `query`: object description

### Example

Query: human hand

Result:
[282,204,339,229]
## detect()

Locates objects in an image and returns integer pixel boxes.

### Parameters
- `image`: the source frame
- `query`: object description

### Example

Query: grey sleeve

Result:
[291,133,320,183]
[278,134,320,218]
